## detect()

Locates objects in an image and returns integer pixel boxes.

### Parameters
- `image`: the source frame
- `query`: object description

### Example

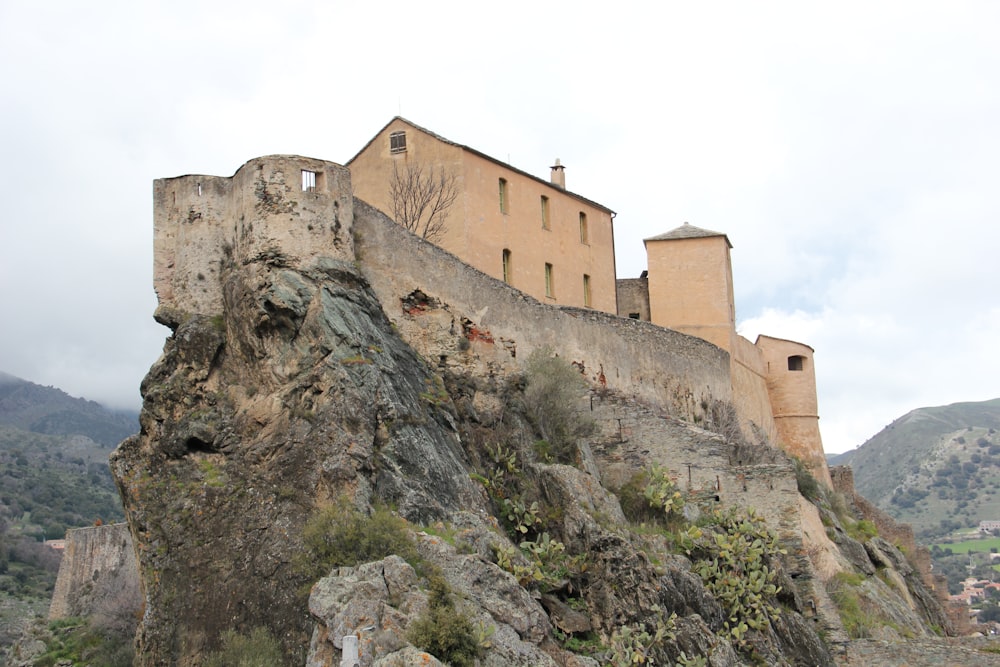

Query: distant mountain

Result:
[830,398,1000,540]
[0,371,138,447]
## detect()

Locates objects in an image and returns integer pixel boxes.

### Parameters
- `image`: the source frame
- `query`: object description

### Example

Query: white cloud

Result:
[0,0,997,447]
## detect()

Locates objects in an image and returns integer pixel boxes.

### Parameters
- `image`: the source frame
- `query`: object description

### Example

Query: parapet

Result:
[153,156,353,321]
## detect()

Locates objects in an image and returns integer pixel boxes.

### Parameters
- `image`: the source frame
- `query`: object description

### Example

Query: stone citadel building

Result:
[154,118,830,486]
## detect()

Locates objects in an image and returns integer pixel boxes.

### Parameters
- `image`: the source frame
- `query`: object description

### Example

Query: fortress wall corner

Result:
[153,156,354,318]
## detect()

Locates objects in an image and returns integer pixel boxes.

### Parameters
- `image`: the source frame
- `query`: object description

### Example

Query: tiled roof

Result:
[645,222,732,248]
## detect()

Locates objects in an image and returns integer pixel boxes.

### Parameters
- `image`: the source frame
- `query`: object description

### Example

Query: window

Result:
[499,178,508,214]
[583,274,591,307]
[545,263,554,298]
[579,212,588,244]
[628,312,640,320]
[540,195,550,229]
[788,355,805,371]
[389,131,407,153]
[301,170,316,192]
[502,249,512,283]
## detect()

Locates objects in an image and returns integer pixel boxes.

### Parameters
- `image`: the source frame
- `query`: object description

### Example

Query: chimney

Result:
[550,159,565,190]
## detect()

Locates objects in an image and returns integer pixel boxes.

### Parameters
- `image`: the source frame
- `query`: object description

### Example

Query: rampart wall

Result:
[49,523,141,620]
[731,334,781,445]
[353,199,734,423]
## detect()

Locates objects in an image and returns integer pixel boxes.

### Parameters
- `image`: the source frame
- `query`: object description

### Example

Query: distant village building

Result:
[979,520,1000,533]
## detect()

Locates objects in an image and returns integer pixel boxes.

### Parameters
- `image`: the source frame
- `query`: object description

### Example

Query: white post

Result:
[340,635,359,667]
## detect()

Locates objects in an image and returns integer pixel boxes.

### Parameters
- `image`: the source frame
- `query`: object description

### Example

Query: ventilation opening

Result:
[390,130,407,153]
[788,355,805,371]
[628,312,640,320]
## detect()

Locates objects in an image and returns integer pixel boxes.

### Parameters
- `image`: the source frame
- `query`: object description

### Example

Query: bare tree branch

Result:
[389,161,459,243]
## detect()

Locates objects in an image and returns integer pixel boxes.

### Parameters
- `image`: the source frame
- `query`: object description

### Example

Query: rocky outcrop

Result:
[111,257,486,664]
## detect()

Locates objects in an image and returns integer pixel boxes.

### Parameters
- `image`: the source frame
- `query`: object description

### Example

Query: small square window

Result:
[390,131,407,154]
[301,170,317,192]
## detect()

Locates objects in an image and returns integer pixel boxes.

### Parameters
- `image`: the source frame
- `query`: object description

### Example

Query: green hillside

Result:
[0,372,138,647]
[0,371,138,447]
[831,398,1000,541]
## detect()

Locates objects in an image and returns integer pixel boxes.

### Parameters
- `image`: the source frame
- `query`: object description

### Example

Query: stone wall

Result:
[49,523,141,620]
[615,276,650,321]
[153,155,353,321]
[353,199,734,423]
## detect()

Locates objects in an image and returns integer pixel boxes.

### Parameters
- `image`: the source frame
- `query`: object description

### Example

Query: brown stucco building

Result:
[347,118,617,313]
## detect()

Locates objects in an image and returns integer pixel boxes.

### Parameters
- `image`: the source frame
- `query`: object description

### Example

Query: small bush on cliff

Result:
[296,502,418,581]
[407,574,482,667]
[524,348,596,464]
[826,572,880,638]
[204,626,284,667]
[793,458,822,502]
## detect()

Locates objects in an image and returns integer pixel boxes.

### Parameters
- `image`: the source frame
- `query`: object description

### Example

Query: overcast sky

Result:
[1,1,997,454]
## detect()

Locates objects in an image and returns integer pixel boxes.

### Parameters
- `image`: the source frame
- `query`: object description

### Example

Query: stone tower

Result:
[757,335,831,487]
[153,155,353,321]
[643,223,736,353]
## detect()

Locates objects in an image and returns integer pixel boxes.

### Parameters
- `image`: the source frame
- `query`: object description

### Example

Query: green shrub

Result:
[407,575,482,667]
[524,348,596,464]
[845,519,878,543]
[34,617,134,667]
[826,572,879,639]
[204,627,284,667]
[617,471,663,525]
[793,458,822,502]
[296,501,418,581]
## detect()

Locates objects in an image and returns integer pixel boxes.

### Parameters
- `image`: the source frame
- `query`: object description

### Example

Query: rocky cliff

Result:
[110,157,957,666]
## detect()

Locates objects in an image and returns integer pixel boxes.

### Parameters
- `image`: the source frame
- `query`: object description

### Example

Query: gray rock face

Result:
[307,543,559,667]
[112,259,488,665]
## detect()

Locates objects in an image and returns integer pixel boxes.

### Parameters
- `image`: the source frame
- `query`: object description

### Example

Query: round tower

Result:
[756,335,832,487]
